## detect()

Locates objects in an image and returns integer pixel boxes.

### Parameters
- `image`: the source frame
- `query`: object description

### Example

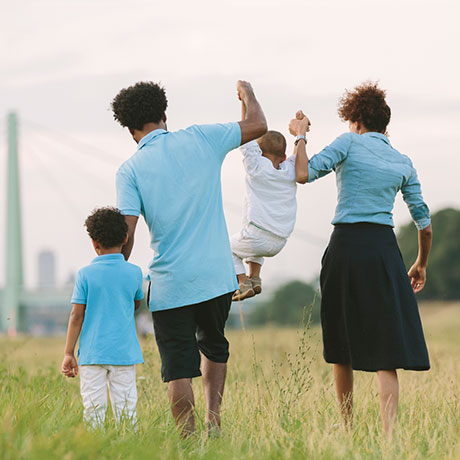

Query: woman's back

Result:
[308,131,430,230]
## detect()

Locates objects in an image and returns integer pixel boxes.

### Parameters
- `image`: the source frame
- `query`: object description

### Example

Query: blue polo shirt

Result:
[116,123,241,312]
[71,254,144,365]
[307,132,431,230]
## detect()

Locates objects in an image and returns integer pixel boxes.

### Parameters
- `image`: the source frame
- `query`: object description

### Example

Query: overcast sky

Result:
[0,0,459,294]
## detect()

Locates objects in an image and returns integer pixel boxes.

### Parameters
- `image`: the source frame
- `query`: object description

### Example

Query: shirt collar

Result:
[362,132,391,145]
[91,254,125,264]
[138,129,167,150]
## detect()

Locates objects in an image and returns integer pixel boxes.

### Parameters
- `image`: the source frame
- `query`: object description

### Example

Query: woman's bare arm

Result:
[408,224,432,293]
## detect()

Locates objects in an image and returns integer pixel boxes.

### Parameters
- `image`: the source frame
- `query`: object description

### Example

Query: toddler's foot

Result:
[232,279,255,301]
[249,276,262,295]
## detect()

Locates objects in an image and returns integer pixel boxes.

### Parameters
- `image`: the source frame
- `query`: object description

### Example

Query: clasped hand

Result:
[289,110,311,136]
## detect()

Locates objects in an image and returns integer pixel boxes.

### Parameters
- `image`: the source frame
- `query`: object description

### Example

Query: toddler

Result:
[61,207,144,427]
[231,129,307,301]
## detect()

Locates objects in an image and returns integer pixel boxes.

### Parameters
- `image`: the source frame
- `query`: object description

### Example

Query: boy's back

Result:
[241,140,297,238]
[73,253,144,365]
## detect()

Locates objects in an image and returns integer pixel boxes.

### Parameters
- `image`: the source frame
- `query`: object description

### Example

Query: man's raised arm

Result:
[237,80,267,145]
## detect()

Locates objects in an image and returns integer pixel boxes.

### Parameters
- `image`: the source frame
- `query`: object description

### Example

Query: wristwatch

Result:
[294,135,307,146]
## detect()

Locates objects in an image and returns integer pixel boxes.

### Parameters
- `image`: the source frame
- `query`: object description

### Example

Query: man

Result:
[112,80,266,435]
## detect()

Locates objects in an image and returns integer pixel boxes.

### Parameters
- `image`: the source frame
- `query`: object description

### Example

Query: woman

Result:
[289,82,432,436]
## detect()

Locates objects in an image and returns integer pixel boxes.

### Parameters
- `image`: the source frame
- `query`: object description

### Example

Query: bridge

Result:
[0,113,77,335]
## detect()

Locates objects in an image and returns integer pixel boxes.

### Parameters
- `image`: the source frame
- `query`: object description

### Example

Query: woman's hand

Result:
[407,262,427,293]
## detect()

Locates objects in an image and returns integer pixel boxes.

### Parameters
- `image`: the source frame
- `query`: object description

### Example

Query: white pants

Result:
[231,223,287,275]
[80,365,137,428]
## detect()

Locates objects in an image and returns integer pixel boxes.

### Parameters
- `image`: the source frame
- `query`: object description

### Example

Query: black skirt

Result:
[320,223,430,372]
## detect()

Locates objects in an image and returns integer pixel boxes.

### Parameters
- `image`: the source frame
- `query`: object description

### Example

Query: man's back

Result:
[73,254,144,365]
[116,123,241,311]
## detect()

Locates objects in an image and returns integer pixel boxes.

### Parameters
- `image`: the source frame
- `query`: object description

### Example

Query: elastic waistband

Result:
[248,221,286,239]
[334,222,393,230]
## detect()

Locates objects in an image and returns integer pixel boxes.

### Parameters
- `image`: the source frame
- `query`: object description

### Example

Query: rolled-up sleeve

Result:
[308,133,352,182]
[401,166,431,230]
[116,166,142,217]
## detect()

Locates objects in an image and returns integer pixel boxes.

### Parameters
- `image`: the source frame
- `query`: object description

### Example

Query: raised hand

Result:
[296,110,307,120]
[236,80,254,102]
[289,110,311,136]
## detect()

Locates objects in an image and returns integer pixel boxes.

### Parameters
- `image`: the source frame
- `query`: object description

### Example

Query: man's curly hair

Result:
[338,81,391,134]
[111,81,168,130]
[85,207,128,249]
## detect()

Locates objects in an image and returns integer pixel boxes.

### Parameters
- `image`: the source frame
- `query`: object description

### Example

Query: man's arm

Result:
[289,110,311,184]
[237,80,267,145]
[61,303,86,378]
[122,215,139,261]
[134,300,142,311]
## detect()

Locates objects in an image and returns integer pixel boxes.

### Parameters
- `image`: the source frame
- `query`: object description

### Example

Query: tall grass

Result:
[0,303,459,459]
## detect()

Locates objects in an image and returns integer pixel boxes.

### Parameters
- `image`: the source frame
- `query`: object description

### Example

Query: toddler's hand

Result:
[289,112,311,136]
[296,110,307,120]
[61,354,78,378]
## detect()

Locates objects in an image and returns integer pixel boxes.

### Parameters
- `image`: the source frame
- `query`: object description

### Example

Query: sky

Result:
[0,0,459,293]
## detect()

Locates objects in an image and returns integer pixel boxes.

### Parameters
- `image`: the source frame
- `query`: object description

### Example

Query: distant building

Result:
[38,250,56,288]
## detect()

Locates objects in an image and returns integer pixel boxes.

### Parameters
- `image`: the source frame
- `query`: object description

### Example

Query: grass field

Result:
[1,303,460,460]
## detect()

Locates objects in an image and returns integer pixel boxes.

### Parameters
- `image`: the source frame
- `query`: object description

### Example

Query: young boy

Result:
[231,125,308,301]
[61,207,145,427]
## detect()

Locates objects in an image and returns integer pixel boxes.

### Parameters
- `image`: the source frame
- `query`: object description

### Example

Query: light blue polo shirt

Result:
[116,123,241,312]
[307,132,431,230]
[71,254,144,365]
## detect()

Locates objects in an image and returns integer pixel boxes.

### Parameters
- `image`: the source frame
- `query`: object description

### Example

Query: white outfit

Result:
[231,141,297,274]
[231,223,287,274]
[80,365,137,428]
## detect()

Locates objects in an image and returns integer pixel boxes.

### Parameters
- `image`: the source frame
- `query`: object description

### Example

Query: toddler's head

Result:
[85,207,128,253]
[257,131,287,167]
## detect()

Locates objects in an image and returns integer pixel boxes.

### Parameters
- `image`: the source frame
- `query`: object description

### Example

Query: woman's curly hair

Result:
[111,81,168,130]
[338,81,391,134]
[85,207,128,249]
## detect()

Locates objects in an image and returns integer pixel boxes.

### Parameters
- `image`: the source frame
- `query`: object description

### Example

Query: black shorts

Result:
[150,287,233,382]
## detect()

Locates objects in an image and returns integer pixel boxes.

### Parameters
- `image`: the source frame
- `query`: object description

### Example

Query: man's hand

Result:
[236,80,254,102]
[61,354,79,378]
[408,262,427,293]
[237,80,267,145]
[289,110,311,136]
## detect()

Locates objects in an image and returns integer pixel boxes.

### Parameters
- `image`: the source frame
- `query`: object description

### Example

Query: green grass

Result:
[1,303,460,459]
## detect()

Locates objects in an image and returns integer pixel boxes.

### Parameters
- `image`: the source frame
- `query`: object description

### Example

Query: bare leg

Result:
[168,378,195,437]
[248,262,261,279]
[377,369,399,438]
[237,273,248,284]
[333,363,353,428]
[201,355,227,432]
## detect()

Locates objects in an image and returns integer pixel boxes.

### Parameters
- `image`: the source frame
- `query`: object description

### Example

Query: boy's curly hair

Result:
[111,81,168,130]
[85,207,128,249]
[338,81,391,134]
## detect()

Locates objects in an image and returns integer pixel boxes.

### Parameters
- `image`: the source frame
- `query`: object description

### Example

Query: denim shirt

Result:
[307,132,431,230]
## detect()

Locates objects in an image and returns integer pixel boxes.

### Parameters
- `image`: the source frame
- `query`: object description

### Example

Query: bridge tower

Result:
[2,112,24,334]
